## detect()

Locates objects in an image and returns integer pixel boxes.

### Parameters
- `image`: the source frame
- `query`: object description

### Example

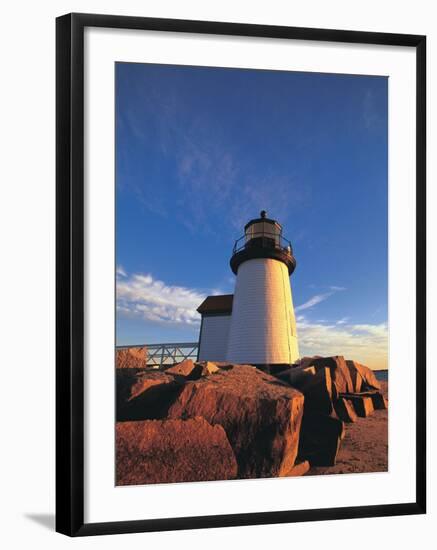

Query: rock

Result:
[297,356,322,369]
[117,371,183,421]
[116,368,148,411]
[206,362,235,370]
[128,371,175,400]
[281,460,310,477]
[116,417,238,485]
[369,392,388,410]
[116,346,147,369]
[346,360,381,391]
[290,355,354,394]
[341,391,387,411]
[343,394,375,417]
[168,365,304,479]
[277,365,317,384]
[299,413,345,467]
[164,359,196,377]
[334,397,358,423]
[164,360,221,380]
[310,356,355,395]
[195,361,220,375]
[292,356,380,394]
[279,366,334,415]
[345,363,364,393]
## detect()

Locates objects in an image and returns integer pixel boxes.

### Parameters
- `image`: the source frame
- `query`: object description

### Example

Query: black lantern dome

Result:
[230,211,296,275]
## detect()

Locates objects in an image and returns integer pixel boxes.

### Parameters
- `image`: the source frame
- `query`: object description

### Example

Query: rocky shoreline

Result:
[116,350,388,485]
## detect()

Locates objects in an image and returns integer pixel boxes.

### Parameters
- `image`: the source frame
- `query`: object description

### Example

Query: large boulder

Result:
[284,356,381,394]
[282,460,310,477]
[116,346,148,369]
[278,366,334,415]
[116,368,149,411]
[298,413,345,466]
[127,371,174,401]
[168,365,304,479]
[346,360,381,391]
[117,371,183,421]
[310,356,355,395]
[297,356,322,369]
[345,362,365,393]
[341,390,387,411]
[342,394,375,417]
[276,365,317,385]
[369,392,388,410]
[116,417,238,485]
[334,397,358,423]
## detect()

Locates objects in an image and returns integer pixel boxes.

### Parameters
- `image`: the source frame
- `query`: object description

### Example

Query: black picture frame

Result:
[56,12,426,537]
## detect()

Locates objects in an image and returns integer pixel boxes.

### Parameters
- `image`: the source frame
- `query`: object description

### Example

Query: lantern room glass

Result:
[245,221,281,247]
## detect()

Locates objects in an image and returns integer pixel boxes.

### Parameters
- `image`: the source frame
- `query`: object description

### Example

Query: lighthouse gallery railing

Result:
[232,230,294,256]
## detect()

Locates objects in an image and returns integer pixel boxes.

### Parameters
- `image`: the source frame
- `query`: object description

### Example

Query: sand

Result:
[307,381,388,476]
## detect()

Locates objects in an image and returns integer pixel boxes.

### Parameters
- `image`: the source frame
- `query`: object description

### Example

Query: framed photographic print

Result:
[56,13,426,536]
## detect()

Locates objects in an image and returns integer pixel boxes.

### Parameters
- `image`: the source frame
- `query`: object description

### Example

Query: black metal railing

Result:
[232,230,294,256]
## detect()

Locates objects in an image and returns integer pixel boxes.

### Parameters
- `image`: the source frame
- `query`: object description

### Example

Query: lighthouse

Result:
[226,211,299,370]
[196,211,299,371]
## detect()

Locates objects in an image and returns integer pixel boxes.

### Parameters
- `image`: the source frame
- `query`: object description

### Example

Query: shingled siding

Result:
[227,258,299,365]
[198,314,231,362]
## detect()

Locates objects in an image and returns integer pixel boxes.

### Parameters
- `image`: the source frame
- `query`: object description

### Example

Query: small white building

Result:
[197,294,233,362]
[197,211,299,372]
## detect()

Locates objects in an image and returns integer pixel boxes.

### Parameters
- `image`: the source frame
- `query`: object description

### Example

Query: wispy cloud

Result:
[118,82,308,236]
[295,286,345,313]
[297,316,388,370]
[295,293,332,312]
[116,268,205,325]
[336,317,349,325]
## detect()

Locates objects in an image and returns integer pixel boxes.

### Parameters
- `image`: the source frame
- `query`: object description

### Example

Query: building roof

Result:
[197,294,233,315]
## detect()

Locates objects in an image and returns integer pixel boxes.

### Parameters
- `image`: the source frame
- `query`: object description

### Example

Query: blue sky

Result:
[116,63,388,369]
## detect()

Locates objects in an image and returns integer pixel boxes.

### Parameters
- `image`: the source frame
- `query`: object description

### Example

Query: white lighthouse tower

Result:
[226,211,299,370]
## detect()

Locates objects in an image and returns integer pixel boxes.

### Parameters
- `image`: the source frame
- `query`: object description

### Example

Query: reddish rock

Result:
[310,356,355,395]
[116,417,237,485]
[346,363,365,393]
[290,356,354,393]
[297,356,322,369]
[116,346,148,369]
[280,366,334,415]
[164,359,196,377]
[168,365,304,479]
[346,360,381,391]
[281,460,310,477]
[277,365,317,384]
[116,368,148,411]
[164,360,221,380]
[299,413,345,467]
[344,394,375,417]
[195,361,220,375]
[128,371,175,400]
[117,371,183,422]
[205,362,235,369]
[341,390,387,411]
[334,397,358,423]
[370,392,388,410]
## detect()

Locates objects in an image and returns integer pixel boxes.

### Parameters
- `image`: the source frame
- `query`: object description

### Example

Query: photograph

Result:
[114,62,389,485]
[0,0,430,545]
